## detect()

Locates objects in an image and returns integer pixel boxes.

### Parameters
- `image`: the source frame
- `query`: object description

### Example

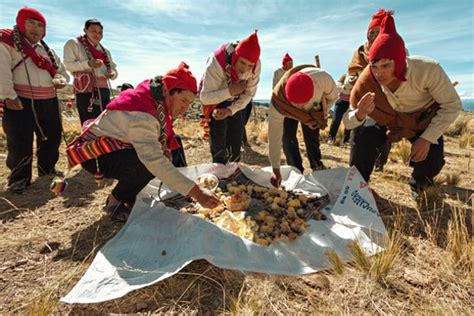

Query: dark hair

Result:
[169,88,185,96]
[120,83,134,91]
[84,19,103,30]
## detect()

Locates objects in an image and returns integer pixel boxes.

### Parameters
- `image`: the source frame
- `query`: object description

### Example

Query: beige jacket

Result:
[272,68,287,89]
[63,37,118,79]
[0,41,69,100]
[200,51,261,115]
[343,56,462,143]
[87,110,195,196]
[268,68,338,168]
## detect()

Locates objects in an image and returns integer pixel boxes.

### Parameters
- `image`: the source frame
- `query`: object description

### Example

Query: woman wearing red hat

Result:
[63,19,118,125]
[0,7,70,193]
[344,12,462,194]
[67,63,219,222]
[269,65,338,187]
[200,31,262,164]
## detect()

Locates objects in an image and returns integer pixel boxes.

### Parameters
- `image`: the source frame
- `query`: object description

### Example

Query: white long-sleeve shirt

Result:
[272,68,286,88]
[0,40,69,100]
[63,37,117,79]
[343,56,462,143]
[200,52,261,115]
[87,110,195,196]
[268,68,338,168]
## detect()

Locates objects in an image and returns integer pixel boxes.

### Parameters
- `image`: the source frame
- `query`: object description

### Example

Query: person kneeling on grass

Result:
[66,62,219,222]
[343,12,461,195]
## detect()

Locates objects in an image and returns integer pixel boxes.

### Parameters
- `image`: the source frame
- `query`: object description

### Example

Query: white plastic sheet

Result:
[62,164,386,304]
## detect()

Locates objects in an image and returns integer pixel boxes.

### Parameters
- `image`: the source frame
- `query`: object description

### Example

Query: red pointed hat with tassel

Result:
[369,11,407,81]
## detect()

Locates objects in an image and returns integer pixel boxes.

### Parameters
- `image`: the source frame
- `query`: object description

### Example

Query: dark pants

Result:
[209,101,244,164]
[2,97,61,186]
[172,135,187,167]
[242,101,253,144]
[328,99,350,142]
[76,88,111,125]
[282,117,322,172]
[350,125,445,187]
[375,139,392,169]
[82,149,154,205]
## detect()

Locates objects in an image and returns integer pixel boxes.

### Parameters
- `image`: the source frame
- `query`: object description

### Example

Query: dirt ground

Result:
[0,105,472,314]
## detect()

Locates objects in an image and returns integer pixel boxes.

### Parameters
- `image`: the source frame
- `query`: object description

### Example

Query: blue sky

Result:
[1,0,473,99]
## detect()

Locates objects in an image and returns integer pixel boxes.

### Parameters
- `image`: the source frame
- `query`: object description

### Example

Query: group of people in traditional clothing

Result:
[0,7,461,222]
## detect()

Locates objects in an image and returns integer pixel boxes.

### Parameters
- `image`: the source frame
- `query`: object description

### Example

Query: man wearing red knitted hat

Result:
[329,9,393,171]
[0,7,70,193]
[67,63,219,222]
[272,53,328,173]
[344,12,461,194]
[63,19,118,125]
[268,64,338,187]
[200,31,262,164]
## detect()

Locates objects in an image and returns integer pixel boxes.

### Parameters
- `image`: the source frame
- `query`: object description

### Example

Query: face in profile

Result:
[367,26,381,48]
[84,24,103,44]
[283,60,293,70]
[168,89,196,118]
[234,57,255,75]
[370,58,397,86]
[24,19,45,43]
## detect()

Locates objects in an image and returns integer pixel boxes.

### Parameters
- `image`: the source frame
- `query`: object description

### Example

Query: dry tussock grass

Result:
[0,108,473,314]
[446,115,472,136]
[395,139,412,164]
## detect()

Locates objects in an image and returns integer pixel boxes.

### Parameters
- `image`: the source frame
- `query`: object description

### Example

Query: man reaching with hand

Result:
[343,12,461,194]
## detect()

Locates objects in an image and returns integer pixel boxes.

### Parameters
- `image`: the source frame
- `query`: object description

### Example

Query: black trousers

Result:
[282,117,322,172]
[375,139,392,169]
[241,101,253,144]
[2,97,61,185]
[171,135,187,167]
[350,125,445,187]
[328,99,350,142]
[209,101,244,164]
[82,143,187,204]
[76,88,111,125]
[82,149,154,205]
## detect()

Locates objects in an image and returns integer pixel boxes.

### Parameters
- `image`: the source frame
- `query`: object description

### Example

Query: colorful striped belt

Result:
[94,76,109,89]
[66,129,133,168]
[14,84,56,100]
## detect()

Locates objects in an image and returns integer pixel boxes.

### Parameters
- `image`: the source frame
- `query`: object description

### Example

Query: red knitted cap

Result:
[16,7,46,37]
[162,62,198,93]
[235,31,260,64]
[282,52,293,66]
[369,13,407,81]
[285,72,314,105]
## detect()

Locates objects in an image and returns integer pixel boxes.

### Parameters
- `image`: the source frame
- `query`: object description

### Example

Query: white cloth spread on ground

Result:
[61,164,386,304]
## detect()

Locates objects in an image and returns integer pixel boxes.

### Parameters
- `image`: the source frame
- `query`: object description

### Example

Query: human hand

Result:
[410,137,431,162]
[355,92,375,121]
[5,98,23,110]
[88,59,104,68]
[188,185,220,209]
[52,75,67,89]
[270,168,282,188]
[212,108,232,120]
[229,80,247,96]
[105,70,115,79]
